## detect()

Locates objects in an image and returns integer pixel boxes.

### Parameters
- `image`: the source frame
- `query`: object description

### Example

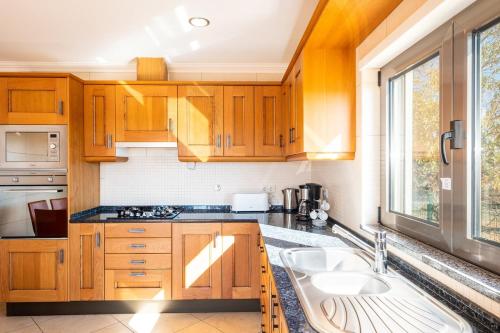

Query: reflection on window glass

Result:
[475,21,499,244]
[389,55,441,224]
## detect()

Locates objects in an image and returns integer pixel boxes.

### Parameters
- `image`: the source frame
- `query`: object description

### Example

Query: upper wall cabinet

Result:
[84,85,116,157]
[0,77,68,124]
[283,49,355,161]
[116,85,177,142]
[223,86,255,157]
[255,86,283,157]
[177,85,224,159]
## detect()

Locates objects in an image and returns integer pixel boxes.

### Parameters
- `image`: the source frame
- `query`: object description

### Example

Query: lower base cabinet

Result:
[0,239,68,302]
[104,269,171,300]
[259,237,289,333]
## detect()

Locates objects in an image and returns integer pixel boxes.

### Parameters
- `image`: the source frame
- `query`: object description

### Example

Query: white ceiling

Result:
[0,0,318,72]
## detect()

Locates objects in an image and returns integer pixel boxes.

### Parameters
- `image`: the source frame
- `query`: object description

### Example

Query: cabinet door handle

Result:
[291,128,295,143]
[289,128,292,144]
[279,134,283,148]
[58,99,64,115]
[129,272,146,277]
[58,249,64,264]
[129,244,146,249]
[95,232,101,248]
[168,118,173,132]
[226,135,231,148]
[128,228,145,233]
[214,231,220,248]
[109,134,113,148]
[129,260,146,265]
[261,284,266,293]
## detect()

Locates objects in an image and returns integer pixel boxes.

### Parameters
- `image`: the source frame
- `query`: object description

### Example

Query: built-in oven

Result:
[0,175,67,238]
[0,125,67,172]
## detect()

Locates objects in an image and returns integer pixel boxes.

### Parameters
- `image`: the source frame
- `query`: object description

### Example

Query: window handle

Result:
[440,120,464,165]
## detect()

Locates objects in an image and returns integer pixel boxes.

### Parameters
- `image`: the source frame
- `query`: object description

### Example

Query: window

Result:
[473,19,500,245]
[380,1,500,274]
[389,54,441,225]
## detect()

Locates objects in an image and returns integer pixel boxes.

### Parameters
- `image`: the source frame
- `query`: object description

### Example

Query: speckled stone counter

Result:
[71,206,499,332]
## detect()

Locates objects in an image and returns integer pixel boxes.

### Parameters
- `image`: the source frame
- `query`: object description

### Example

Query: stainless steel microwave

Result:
[0,125,67,172]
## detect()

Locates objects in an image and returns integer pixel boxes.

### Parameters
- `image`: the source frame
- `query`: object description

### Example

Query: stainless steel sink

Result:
[280,247,473,333]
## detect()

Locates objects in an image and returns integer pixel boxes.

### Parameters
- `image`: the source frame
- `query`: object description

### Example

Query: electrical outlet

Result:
[214,184,222,192]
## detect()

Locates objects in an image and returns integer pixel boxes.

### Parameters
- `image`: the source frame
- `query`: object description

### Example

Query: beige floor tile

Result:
[119,313,200,333]
[0,315,35,333]
[93,322,132,333]
[203,312,261,333]
[190,313,214,320]
[9,325,42,333]
[176,321,222,333]
[34,315,117,333]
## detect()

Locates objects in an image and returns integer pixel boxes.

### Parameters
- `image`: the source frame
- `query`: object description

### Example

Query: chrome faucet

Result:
[360,224,388,274]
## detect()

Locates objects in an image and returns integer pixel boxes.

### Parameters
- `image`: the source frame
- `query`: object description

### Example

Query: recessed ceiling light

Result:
[189,17,210,27]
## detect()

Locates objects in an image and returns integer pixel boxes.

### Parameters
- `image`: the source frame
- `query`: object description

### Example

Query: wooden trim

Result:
[84,156,128,163]
[0,72,84,82]
[83,80,281,86]
[177,156,286,162]
[286,152,355,161]
[280,0,329,83]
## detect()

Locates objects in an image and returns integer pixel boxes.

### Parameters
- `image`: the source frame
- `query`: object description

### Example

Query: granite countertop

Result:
[71,206,499,332]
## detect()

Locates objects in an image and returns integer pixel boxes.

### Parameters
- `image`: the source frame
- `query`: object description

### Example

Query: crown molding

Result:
[0,61,288,74]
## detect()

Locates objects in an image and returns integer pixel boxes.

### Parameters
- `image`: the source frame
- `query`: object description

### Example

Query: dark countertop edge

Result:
[341,222,500,303]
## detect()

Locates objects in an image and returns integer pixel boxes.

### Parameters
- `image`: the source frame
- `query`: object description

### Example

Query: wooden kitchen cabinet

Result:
[283,60,304,156]
[177,85,223,159]
[105,269,171,300]
[223,86,255,156]
[115,85,177,142]
[0,77,68,124]
[221,223,260,299]
[172,223,222,299]
[69,223,104,301]
[84,85,116,158]
[0,239,68,302]
[259,236,289,333]
[255,86,284,157]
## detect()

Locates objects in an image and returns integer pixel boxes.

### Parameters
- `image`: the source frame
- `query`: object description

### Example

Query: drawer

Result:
[105,238,171,254]
[105,269,171,300]
[105,254,171,269]
[105,223,172,238]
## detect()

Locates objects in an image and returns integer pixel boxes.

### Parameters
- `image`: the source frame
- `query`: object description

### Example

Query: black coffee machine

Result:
[306,183,323,209]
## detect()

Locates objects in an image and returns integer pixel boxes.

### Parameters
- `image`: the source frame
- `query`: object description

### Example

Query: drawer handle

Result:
[129,244,146,249]
[129,260,146,265]
[129,272,146,277]
[128,228,145,233]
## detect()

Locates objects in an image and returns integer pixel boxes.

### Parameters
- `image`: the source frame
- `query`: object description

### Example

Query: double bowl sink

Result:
[280,247,472,333]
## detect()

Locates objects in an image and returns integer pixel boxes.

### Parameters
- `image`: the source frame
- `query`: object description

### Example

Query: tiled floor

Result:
[0,303,261,333]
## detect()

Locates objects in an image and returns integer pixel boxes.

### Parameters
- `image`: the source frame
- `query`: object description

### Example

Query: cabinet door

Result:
[255,86,283,156]
[0,77,68,124]
[172,223,222,299]
[84,85,116,157]
[223,86,254,156]
[282,81,293,156]
[221,223,260,299]
[69,223,104,301]
[0,240,68,302]
[115,85,177,142]
[105,269,171,300]
[292,64,304,155]
[259,237,270,333]
[177,86,223,158]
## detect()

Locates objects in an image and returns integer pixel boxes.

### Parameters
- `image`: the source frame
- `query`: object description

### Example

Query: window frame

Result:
[381,0,500,274]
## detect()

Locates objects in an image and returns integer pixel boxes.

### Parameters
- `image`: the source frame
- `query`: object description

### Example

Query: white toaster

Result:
[231,193,270,212]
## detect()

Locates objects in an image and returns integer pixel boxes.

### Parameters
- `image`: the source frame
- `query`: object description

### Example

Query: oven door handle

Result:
[1,189,63,193]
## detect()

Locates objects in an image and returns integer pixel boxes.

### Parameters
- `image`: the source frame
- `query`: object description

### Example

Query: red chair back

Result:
[50,198,67,210]
[28,200,49,235]
[34,209,68,238]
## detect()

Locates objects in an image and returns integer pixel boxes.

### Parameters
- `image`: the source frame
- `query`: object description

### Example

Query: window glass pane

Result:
[475,21,500,244]
[389,55,441,224]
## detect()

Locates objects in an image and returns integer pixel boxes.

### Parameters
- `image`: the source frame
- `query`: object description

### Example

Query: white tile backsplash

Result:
[100,149,311,206]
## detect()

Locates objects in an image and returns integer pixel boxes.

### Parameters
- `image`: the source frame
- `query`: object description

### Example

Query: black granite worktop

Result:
[71,206,499,332]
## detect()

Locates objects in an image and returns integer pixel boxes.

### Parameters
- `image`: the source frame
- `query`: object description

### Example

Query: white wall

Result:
[100,149,311,206]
